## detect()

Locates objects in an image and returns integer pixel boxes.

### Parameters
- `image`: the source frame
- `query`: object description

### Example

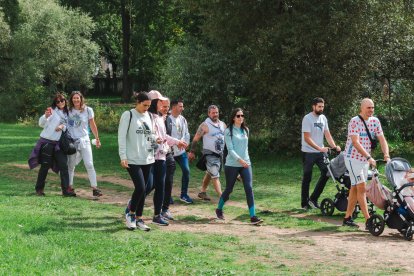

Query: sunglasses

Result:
[56,99,66,104]
[235,114,244,118]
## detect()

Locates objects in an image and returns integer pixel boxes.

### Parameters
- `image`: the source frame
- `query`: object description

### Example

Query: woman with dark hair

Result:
[119,92,157,231]
[67,91,102,197]
[28,92,76,196]
[146,90,187,226]
[215,108,263,225]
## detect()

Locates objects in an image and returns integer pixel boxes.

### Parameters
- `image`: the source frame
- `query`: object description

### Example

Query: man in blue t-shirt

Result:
[301,97,341,210]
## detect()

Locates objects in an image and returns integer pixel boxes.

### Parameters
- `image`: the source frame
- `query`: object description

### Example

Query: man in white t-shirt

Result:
[342,98,390,227]
[301,97,341,210]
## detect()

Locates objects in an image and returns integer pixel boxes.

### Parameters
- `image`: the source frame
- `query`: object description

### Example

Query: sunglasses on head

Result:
[56,99,66,104]
[235,114,244,118]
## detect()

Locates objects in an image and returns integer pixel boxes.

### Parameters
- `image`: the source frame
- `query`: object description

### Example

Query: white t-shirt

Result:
[344,116,383,163]
[301,113,329,153]
[68,106,94,139]
[39,108,67,141]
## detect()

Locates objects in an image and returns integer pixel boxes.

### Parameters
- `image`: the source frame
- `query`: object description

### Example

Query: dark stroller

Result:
[366,158,414,241]
[320,151,373,218]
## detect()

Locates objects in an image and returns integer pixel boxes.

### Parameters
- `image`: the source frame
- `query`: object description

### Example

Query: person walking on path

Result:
[168,99,193,204]
[215,108,263,225]
[301,97,341,210]
[28,92,76,197]
[67,91,102,197]
[119,92,157,231]
[146,90,187,225]
[188,105,226,201]
[342,98,390,227]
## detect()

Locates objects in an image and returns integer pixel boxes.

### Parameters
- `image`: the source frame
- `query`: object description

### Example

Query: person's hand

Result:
[384,156,391,163]
[368,158,376,168]
[188,151,195,161]
[156,137,163,144]
[45,107,52,118]
[335,145,341,152]
[120,159,129,168]
[55,124,64,132]
[177,140,187,150]
[95,138,101,149]
[238,159,249,168]
[320,147,329,153]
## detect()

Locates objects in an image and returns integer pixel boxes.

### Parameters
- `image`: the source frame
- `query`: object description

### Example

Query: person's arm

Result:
[118,111,129,168]
[377,134,390,162]
[350,134,376,167]
[182,117,190,145]
[304,132,328,153]
[188,122,208,161]
[89,118,101,148]
[324,130,341,152]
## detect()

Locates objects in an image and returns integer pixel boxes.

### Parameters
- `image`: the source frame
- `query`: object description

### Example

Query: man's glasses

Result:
[236,114,244,118]
[56,99,66,104]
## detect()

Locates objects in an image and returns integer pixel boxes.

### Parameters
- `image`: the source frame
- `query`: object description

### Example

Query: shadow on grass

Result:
[173,215,211,224]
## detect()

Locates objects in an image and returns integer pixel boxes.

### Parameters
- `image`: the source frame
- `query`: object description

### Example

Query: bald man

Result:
[342,98,390,228]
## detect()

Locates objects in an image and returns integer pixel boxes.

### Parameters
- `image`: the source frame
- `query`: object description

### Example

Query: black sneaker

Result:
[215,208,224,220]
[250,216,263,225]
[198,192,211,201]
[36,189,45,196]
[343,217,359,228]
[62,190,76,197]
[308,199,320,209]
[93,189,103,197]
[153,215,169,226]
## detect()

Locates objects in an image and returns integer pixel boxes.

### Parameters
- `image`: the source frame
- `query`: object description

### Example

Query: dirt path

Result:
[10,163,414,273]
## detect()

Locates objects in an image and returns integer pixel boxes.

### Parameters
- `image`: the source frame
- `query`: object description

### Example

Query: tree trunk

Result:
[121,0,131,103]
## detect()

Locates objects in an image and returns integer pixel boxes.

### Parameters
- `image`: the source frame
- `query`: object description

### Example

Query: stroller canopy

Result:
[385,158,412,189]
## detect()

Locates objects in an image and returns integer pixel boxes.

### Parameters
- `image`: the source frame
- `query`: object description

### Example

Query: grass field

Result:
[2,123,414,275]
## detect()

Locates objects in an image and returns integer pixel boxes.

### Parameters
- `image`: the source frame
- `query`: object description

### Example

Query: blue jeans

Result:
[174,152,190,196]
[220,166,255,209]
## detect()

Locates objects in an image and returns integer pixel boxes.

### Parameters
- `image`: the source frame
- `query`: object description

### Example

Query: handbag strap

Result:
[358,115,375,145]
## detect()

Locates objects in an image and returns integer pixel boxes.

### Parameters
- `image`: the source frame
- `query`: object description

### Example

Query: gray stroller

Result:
[366,158,414,241]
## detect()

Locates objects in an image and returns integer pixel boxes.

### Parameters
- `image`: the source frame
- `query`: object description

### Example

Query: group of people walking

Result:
[120,91,263,231]
[301,97,390,229]
[29,90,386,232]
[29,92,103,197]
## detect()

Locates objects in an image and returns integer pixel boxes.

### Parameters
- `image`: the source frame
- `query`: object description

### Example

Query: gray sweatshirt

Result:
[118,109,155,165]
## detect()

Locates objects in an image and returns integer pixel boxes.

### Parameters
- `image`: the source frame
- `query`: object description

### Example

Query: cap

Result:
[148,90,168,101]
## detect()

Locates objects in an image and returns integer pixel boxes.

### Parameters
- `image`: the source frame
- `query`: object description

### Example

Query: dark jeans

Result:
[146,160,166,216]
[301,152,329,207]
[35,147,69,192]
[162,153,176,211]
[127,164,152,217]
[221,166,255,209]
[174,152,190,195]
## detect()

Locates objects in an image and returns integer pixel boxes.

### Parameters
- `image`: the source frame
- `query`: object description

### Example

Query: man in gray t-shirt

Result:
[301,97,341,210]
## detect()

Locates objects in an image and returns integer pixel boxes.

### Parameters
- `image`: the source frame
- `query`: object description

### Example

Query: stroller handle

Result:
[397,182,414,194]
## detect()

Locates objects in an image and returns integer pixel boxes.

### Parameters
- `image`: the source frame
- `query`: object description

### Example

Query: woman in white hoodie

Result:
[28,93,76,197]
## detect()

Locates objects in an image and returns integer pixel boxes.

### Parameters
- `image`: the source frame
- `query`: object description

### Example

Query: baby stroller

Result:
[320,151,373,218]
[366,158,414,241]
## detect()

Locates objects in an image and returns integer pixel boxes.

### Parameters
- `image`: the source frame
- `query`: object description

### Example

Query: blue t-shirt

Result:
[224,126,251,167]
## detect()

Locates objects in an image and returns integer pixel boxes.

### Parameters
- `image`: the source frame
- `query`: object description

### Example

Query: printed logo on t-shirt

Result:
[314,122,324,131]
[68,114,82,128]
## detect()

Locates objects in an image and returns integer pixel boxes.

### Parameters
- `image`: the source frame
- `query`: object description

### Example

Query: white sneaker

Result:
[137,219,151,231]
[125,213,137,230]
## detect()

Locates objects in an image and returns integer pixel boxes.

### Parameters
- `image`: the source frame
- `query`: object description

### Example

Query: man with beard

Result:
[301,97,341,210]
[188,105,226,201]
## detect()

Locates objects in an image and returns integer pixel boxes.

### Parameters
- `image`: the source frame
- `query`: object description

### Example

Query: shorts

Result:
[345,158,369,186]
[205,154,222,179]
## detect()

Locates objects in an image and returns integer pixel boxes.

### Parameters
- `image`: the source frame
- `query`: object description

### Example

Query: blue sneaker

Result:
[125,199,131,214]
[125,213,137,230]
[180,194,193,204]
[153,215,169,226]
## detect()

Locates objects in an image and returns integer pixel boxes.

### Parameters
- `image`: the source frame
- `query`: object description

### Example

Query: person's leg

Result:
[217,166,239,210]
[79,143,98,189]
[174,152,190,196]
[35,164,49,193]
[35,143,54,194]
[239,166,256,216]
[152,160,166,216]
[146,165,154,196]
[345,185,358,218]
[211,178,222,197]
[310,153,329,205]
[67,151,78,188]
[163,153,176,212]
[201,173,211,192]
[205,155,222,197]
[356,183,370,220]
[54,150,70,194]
[127,164,147,217]
[301,152,314,208]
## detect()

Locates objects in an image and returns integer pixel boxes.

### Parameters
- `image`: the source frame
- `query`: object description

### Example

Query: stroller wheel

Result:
[367,214,385,236]
[404,226,413,241]
[320,198,334,216]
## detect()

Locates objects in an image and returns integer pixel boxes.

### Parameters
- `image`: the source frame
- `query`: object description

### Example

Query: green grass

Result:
[2,122,413,274]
